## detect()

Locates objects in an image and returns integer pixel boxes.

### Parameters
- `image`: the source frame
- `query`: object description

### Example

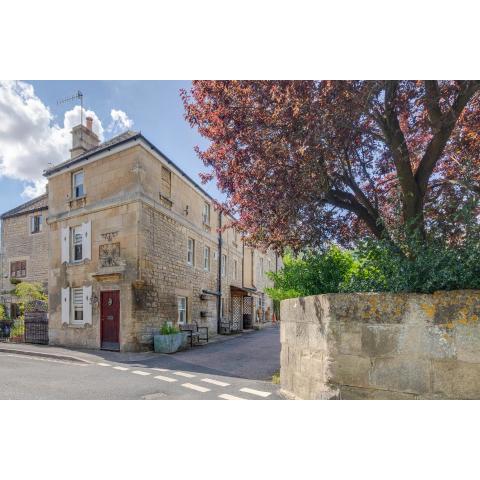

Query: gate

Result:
[231,296,242,332]
[243,296,253,329]
[24,312,49,345]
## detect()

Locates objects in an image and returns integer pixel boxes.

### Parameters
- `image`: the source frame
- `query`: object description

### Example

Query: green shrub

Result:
[341,236,480,294]
[160,323,180,335]
[266,246,356,300]
[269,226,480,298]
[14,282,47,302]
[0,304,6,321]
[10,318,25,338]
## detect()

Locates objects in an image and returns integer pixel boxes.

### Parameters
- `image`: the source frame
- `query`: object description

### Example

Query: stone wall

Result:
[0,203,48,292]
[280,291,480,399]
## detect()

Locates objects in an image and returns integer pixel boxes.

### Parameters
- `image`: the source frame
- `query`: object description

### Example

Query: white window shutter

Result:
[61,287,70,325]
[83,221,91,260]
[83,285,92,325]
[61,227,69,263]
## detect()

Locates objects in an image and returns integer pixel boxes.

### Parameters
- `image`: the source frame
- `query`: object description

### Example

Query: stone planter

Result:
[153,332,184,354]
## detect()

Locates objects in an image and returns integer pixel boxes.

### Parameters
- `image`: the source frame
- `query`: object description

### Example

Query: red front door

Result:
[101,290,120,350]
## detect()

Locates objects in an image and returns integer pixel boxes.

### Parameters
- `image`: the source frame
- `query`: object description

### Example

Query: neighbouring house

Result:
[0,194,49,318]
[20,116,278,351]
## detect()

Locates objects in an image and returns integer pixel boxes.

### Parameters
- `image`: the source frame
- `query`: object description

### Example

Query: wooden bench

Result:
[180,321,209,347]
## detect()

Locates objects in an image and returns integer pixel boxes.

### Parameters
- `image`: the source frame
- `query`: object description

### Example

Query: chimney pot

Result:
[86,116,93,131]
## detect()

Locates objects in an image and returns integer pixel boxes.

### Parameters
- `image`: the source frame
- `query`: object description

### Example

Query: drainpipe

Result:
[242,240,245,288]
[217,211,222,334]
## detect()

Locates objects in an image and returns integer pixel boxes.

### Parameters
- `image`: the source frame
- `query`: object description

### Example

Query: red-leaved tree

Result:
[182,81,480,251]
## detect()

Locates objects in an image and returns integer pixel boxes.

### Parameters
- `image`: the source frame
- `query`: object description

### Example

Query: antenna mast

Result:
[57,90,84,140]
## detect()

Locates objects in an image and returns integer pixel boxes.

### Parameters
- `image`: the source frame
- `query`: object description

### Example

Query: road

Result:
[0,326,282,400]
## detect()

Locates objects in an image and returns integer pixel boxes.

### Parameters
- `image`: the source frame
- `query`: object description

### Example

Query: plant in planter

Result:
[154,322,184,354]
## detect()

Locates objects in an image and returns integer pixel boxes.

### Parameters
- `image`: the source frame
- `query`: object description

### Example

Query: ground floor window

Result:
[177,296,187,324]
[72,288,84,323]
[10,260,26,278]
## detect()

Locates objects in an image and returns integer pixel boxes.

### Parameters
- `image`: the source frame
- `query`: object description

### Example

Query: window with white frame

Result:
[72,226,83,262]
[61,222,91,265]
[187,238,195,266]
[72,288,84,323]
[61,285,92,326]
[202,202,210,225]
[233,259,238,280]
[177,296,187,324]
[30,214,42,234]
[203,246,210,271]
[221,254,227,277]
[260,257,264,276]
[72,171,85,198]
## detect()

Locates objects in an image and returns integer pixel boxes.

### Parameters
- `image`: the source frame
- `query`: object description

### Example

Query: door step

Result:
[101,342,120,351]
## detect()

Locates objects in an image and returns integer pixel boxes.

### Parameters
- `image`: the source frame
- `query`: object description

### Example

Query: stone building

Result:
[37,118,279,351]
[0,194,49,317]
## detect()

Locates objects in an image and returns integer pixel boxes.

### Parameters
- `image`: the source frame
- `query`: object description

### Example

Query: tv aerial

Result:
[57,90,84,140]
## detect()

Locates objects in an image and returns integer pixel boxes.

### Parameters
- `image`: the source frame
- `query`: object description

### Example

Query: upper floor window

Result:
[203,246,210,272]
[177,296,187,324]
[10,260,26,278]
[233,259,238,280]
[73,171,84,198]
[61,221,91,264]
[202,202,211,225]
[260,257,264,276]
[72,226,83,262]
[221,254,227,277]
[161,166,172,199]
[187,238,195,266]
[31,214,42,234]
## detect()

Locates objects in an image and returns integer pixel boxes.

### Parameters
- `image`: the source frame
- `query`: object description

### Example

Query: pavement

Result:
[0,325,283,400]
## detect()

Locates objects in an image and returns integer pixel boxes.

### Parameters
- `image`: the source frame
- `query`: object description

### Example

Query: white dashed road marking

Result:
[181,383,210,393]
[97,363,111,367]
[113,366,129,371]
[239,387,271,398]
[201,378,230,387]
[154,375,177,383]
[219,394,246,400]
[132,370,151,376]
[173,371,196,378]
[152,368,169,372]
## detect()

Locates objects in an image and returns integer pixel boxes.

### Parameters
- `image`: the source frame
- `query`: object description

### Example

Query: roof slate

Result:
[44,130,139,177]
[1,193,48,220]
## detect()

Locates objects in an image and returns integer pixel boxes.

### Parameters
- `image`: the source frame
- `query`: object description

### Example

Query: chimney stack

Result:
[86,116,93,131]
[70,116,100,158]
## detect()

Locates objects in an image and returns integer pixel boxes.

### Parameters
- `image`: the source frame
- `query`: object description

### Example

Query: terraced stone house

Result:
[0,117,279,351]
[0,193,49,317]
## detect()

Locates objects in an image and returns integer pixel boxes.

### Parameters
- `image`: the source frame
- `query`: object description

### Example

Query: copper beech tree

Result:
[182,81,480,251]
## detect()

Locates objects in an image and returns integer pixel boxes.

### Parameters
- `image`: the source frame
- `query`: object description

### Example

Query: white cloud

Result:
[0,81,108,199]
[108,109,134,134]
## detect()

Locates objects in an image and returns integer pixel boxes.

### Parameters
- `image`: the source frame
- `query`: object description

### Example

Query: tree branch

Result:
[326,189,385,239]
[415,81,480,196]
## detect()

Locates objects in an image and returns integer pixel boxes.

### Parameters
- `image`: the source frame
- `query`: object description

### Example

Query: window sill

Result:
[68,196,87,210]
[67,260,88,266]
[62,322,89,329]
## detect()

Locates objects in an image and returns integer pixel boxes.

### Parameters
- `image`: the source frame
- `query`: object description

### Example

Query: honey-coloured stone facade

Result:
[0,194,49,293]
[43,131,279,351]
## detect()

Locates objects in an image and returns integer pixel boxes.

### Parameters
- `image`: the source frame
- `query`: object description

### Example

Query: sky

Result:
[0,80,217,214]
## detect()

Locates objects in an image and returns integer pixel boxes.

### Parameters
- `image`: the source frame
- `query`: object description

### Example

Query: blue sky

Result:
[0,80,217,214]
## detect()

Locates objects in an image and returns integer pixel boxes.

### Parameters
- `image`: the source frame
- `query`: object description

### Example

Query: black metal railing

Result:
[0,314,48,345]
